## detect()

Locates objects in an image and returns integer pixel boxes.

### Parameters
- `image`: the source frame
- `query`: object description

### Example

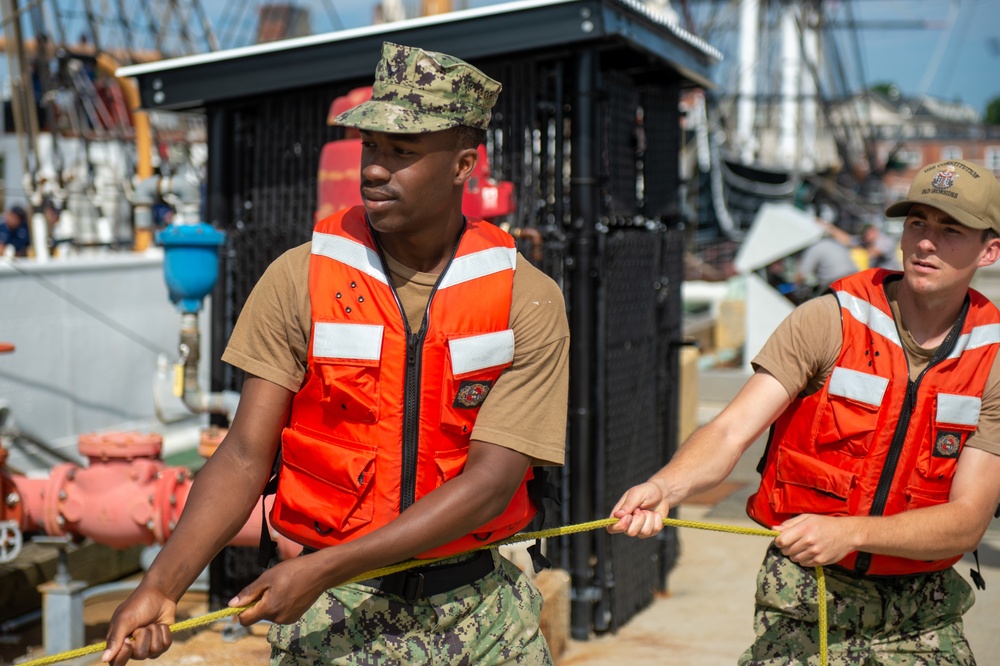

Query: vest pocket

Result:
[316,361,380,423]
[439,330,514,436]
[914,395,979,483]
[278,428,376,533]
[916,427,969,483]
[815,368,887,457]
[439,377,492,436]
[904,483,951,511]
[772,448,855,516]
[312,321,382,423]
[433,446,468,486]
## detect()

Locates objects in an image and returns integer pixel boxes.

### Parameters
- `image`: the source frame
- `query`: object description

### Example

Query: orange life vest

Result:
[748,269,1000,576]
[270,206,536,557]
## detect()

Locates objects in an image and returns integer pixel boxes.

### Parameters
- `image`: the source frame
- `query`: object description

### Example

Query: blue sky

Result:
[3,0,997,116]
[200,0,999,115]
[847,0,999,114]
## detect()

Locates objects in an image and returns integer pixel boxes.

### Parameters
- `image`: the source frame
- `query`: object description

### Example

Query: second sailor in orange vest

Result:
[609,159,1000,664]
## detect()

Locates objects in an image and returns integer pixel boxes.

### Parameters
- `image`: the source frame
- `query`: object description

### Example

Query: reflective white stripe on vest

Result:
[828,367,889,407]
[311,232,389,285]
[947,323,1000,359]
[937,393,982,427]
[835,291,902,348]
[438,247,517,290]
[449,330,515,375]
[313,322,384,361]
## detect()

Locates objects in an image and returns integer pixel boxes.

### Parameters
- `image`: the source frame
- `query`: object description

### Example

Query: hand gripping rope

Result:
[18,517,828,666]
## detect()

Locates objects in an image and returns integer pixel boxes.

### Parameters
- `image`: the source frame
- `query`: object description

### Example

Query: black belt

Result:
[357,550,496,603]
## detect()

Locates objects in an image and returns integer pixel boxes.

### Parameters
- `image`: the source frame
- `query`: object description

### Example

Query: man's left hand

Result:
[229,552,331,626]
[773,514,858,567]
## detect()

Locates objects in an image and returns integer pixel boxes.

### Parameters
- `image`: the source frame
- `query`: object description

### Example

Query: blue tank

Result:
[157,222,227,314]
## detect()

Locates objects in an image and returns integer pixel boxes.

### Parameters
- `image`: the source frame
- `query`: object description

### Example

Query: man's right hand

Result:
[607,480,670,538]
[102,585,177,665]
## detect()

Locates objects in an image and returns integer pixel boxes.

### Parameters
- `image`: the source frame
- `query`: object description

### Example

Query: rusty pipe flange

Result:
[0,470,22,524]
[153,466,191,543]
[42,462,75,537]
[197,426,227,458]
[79,431,164,462]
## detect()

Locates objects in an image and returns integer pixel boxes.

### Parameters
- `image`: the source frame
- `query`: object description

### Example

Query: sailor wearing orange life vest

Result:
[610,159,1000,663]
[269,204,538,558]
[102,42,569,666]
[747,266,1000,578]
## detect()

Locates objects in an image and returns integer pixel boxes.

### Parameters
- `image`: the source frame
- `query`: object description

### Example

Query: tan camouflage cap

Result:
[333,42,501,133]
[885,159,1000,235]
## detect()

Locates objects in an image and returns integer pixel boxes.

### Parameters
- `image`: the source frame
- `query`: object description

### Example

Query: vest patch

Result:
[933,431,962,458]
[454,381,493,408]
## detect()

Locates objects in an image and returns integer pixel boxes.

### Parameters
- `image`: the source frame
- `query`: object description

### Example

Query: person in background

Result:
[610,159,1000,665]
[0,206,31,257]
[794,228,860,295]
[822,218,902,271]
[860,222,902,270]
[102,41,569,666]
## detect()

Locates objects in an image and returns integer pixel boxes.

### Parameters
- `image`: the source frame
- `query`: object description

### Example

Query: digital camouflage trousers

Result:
[739,545,976,666]
[268,550,552,665]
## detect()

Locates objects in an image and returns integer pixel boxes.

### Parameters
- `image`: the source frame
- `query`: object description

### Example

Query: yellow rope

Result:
[18,517,828,666]
[816,562,828,665]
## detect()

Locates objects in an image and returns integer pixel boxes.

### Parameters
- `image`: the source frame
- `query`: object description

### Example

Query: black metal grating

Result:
[641,83,681,218]
[218,84,345,391]
[602,69,640,216]
[598,228,667,630]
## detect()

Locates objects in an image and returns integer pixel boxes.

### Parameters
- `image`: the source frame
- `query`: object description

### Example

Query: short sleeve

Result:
[221,243,312,392]
[965,352,1000,456]
[470,255,569,466]
[752,294,841,399]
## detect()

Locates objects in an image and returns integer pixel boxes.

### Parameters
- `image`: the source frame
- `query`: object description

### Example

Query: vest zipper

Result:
[373,221,466,514]
[852,295,969,576]
[400,328,425,512]
[853,378,917,575]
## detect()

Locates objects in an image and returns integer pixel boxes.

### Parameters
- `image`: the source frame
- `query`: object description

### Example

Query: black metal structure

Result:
[120,0,718,638]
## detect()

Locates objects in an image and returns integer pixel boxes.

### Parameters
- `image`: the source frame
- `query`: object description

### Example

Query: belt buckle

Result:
[401,571,425,603]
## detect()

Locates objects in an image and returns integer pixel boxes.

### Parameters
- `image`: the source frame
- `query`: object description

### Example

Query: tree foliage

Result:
[870,82,901,101]
[985,96,1000,126]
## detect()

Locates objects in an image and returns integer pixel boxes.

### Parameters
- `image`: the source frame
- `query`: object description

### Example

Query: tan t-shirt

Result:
[753,285,1000,455]
[222,242,570,466]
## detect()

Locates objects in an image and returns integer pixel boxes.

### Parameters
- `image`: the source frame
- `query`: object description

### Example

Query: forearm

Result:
[652,373,788,507]
[849,500,992,560]
[856,447,1000,560]
[142,375,291,600]
[650,424,745,507]
[824,225,854,247]
[142,444,273,599]
[776,448,1000,567]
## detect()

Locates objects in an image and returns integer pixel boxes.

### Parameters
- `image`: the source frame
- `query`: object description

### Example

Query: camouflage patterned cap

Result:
[332,42,501,133]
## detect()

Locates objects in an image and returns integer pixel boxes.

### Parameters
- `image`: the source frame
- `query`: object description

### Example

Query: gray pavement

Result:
[558,367,1000,665]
